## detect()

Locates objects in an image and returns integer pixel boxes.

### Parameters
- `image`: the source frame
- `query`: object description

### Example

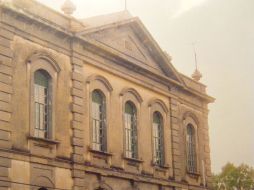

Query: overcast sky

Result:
[37,0,254,173]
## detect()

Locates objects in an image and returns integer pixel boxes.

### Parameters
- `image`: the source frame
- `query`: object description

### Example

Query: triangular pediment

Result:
[79,18,183,84]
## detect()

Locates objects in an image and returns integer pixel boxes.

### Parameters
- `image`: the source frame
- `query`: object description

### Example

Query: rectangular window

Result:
[91,91,106,152]
[124,112,137,158]
[34,84,48,138]
[153,122,163,165]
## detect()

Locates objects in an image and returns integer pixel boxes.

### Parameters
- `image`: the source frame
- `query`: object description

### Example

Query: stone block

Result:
[73,146,83,155]
[71,103,84,114]
[71,88,83,98]
[73,64,83,73]
[73,129,83,139]
[0,64,12,76]
[0,121,11,130]
[72,154,84,163]
[0,166,8,177]
[172,124,179,130]
[172,136,179,143]
[0,101,11,113]
[72,169,85,178]
[0,46,13,58]
[0,157,10,168]
[73,96,83,106]
[0,28,14,40]
[73,81,83,90]
[0,56,12,67]
[72,72,84,82]
[73,177,85,187]
[170,99,178,106]
[173,162,181,169]
[0,37,10,48]
[72,137,83,147]
[71,121,83,130]
[0,83,12,94]
[73,113,83,122]
[71,57,83,66]
[0,111,11,122]
[0,130,10,141]
[0,73,11,85]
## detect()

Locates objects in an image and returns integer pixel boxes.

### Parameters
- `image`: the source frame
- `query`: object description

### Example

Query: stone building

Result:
[0,0,214,190]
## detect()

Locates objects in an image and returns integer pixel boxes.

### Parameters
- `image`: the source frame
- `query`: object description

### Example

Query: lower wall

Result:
[1,155,207,190]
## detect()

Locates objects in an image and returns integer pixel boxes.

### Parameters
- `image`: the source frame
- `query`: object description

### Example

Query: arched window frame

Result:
[183,114,199,174]
[27,53,60,141]
[148,99,169,168]
[120,88,142,160]
[86,75,113,153]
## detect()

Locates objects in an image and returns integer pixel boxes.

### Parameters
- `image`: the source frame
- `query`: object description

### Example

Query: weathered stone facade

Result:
[0,0,214,190]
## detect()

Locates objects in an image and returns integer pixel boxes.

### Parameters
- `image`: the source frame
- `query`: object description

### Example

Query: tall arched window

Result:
[186,124,197,173]
[153,111,164,166]
[124,101,137,158]
[34,70,52,139]
[92,90,107,151]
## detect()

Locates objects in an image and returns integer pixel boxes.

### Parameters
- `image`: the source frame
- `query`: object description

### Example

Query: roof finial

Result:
[61,0,76,16]
[191,42,202,81]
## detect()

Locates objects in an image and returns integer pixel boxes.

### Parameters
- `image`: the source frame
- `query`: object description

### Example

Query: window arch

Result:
[91,90,107,151]
[186,124,197,173]
[124,101,138,158]
[34,69,52,139]
[153,111,164,166]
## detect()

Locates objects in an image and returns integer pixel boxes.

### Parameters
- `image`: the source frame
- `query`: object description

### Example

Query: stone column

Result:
[70,52,85,190]
[0,22,14,189]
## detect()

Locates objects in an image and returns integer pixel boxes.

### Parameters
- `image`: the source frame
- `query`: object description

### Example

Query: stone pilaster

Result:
[202,113,212,188]
[170,98,182,182]
[0,23,13,189]
[71,55,85,190]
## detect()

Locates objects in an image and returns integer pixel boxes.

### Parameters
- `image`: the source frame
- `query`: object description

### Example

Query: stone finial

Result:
[61,0,76,16]
[192,69,202,81]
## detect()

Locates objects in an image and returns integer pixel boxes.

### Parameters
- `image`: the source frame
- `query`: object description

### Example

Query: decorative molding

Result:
[148,98,169,113]
[120,87,143,103]
[182,111,199,126]
[86,74,113,92]
[26,51,61,73]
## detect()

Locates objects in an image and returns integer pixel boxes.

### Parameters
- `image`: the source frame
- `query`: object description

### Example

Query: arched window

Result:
[153,111,164,166]
[38,188,48,190]
[92,90,107,151]
[124,101,138,158]
[34,70,52,139]
[186,124,197,173]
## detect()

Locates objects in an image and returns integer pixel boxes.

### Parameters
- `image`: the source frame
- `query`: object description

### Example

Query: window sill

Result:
[152,163,170,170]
[27,136,60,145]
[123,156,144,163]
[187,171,200,177]
[88,148,113,157]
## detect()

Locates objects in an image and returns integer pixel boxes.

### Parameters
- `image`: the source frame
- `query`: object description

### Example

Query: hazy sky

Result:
[37,0,254,173]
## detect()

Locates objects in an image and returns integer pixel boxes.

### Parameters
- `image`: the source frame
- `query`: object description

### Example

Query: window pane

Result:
[153,112,164,165]
[34,70,51,139]
[124,101,137,158]
[92,90,106,151]
[186,124,197,173]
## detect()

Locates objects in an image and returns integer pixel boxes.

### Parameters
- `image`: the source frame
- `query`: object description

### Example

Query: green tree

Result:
[212,163,254,190]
